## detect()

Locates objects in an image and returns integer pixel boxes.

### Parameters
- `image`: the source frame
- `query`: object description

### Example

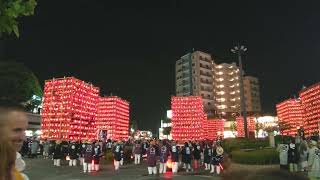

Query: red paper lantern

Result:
[236,117,255,137]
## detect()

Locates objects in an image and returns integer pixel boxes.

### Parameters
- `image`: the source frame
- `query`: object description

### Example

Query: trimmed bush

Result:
[222,138,269,153]
[231,148,279,165]
[274,135,292,145]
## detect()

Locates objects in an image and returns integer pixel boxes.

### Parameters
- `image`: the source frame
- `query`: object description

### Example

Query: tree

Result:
[230,121,237,136]
[162,127,171,136]
[0,61,42,109]
[0,0,37,37]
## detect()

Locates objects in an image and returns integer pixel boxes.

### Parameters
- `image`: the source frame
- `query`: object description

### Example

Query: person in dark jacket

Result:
[170,141,180,174]
[204,142,213,171]
[83,141,94,173]
[92,142,102,171]
[133,140,142,165]
[142,140,149,157]
[147,141,158,175]
[193,141,202,171]
[181,142,192,172]
[288,140,299,172]
[53,140,63,166]
[159,141,170,174]
[68,141,79,166]
[79,141,86,166]
[113,141,123,171]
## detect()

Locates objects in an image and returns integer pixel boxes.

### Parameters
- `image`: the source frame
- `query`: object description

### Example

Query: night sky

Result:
[3,1,320,133]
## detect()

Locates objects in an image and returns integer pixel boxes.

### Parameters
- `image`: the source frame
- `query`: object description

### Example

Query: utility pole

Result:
[231,44,248,138]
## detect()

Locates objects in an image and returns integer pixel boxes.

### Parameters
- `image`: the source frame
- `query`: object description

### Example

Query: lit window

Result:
[217,71,223,75]
[229,72,234,75]
[229,66,233,68]
[217,84,224,88]
[230,98,236,101]
[236,83,239,86]
[217,105,227,109]
[217,98,226,102]
[229,78,234,81]
[230,85,235,88]
[217,91,225,95]
[217,65,223,69]
[230,91,235,95]
[218,78,224,81]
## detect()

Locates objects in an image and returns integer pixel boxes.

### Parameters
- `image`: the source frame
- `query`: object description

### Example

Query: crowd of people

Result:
[24,138,225,176]
[277,134,320,179]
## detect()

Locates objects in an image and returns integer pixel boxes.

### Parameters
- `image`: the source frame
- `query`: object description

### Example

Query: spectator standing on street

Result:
[308,140,320,180]
[298,139,308,172]
[30,138,39,158]
[193,141,202,171]
[0,106,29,180]
[83,140,94,173]
[277,143,289,170]
[53,140,63,166]
[93,142,102,171]
[204,142,213,171]
[181,142,192,172]
[68,141,78,167]
[43,139,50,159]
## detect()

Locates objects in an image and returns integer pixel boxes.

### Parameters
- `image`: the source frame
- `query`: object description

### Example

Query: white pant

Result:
[159,163,167,174]
[135,154,141,164]
[80,158,84,165]
[53,159,61,166]
[114,160,120,170]
[205,163,210,170]
[83,163,92,173]
[148,167,157,175]
[184,163,191,172]
[120,158,124,166]
[172,162,179,173]
[210,165,221,174]
[69,159,77,166]
[92,164,100,171]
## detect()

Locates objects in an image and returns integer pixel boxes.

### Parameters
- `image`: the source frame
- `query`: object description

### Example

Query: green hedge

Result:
[222,138,269,153]
[231,149,279,165]
[274,135,293,145]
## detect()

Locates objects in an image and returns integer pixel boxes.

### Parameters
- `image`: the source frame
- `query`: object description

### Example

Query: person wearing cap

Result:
[146,141,158,175]
[159,141,170,174]
[83,140,94,173]
[170,141,180,174]
[68,141,79,166]
[53,140,63,166]
[288,139,299,172]
[211,144,224,174]
[113,141,123,171]
[308,140,320,179]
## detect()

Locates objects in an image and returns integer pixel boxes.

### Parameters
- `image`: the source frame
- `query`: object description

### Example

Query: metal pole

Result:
[238,49,248,138]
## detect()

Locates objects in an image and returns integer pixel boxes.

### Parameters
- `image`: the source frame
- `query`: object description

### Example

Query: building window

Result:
[208,102,211,106]
[192,63,195,66]
[199,56,203,60]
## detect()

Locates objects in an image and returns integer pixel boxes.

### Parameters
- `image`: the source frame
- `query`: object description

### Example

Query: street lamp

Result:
[231,44,248,138]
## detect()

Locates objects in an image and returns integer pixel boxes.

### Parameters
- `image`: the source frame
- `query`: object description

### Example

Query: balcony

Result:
[200,72,212,78]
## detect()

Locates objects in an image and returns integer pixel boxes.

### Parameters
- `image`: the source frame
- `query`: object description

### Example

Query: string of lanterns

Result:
[236,117,255,137]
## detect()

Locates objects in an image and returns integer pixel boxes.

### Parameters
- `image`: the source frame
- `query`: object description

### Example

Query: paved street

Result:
[24,158,220,180]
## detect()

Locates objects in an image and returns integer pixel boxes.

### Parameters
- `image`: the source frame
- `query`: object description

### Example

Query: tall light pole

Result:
[231,44,248,138]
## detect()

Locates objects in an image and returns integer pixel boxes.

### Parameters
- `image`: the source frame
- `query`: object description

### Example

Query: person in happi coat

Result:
[159,141,170,174]
[83,140,94,173]
[92,142,102,171]
[79,141,86,166]
[203,142,213,171]
[113,141,123,171]
[193,141,202,171]
[288,140,299,172]
[181,142,192,172]
[133,140,142,165]
[146,141,158,175]
[53,140,63,166]
[68,141,79,166]
[277,143,289,170]
[170,141,180,174]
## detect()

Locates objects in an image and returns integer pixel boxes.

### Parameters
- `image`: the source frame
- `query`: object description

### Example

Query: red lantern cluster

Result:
[300,83,320,136]
[276,99,303,136]
[236,117,255,137]
[205,119,225,140]
[171,96,205,141]
[97,97,129,140]
[41,77,99,141]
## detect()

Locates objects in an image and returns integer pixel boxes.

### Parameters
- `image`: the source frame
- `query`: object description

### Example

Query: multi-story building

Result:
[243,76,262,113]
[175,51,214,115]
[213,62,241,115]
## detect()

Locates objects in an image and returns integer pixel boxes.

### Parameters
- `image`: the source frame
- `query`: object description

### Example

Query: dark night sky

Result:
[3,0,320,132]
